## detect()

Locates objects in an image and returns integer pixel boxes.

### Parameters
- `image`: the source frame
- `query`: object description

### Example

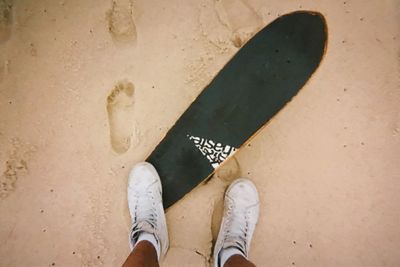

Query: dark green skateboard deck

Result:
[147,11,327,208]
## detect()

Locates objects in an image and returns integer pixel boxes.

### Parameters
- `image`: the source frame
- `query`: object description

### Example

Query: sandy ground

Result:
[0,0,399,266]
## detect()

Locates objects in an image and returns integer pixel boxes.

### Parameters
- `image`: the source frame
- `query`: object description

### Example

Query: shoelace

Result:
[222,200,250,255]
[130,189,158,240]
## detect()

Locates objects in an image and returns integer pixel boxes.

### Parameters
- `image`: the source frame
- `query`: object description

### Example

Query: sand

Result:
[0,0,399,266]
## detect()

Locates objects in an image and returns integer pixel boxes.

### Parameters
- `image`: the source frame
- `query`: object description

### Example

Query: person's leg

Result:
[224,254,256,267]
[123,241,159,267]
[213,178,260,267]
[123,162,169,267]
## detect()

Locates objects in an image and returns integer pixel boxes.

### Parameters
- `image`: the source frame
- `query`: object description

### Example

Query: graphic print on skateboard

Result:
[147,11,327,208]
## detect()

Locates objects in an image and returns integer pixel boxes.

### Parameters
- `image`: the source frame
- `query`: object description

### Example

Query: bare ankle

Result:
[224,254,256,267]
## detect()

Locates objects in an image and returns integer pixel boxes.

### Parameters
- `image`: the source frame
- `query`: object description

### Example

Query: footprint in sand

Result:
[215,0,262,48]
[0,138,36,199]
[0,0,13,43]
[0,59,10,81]
[107,0,137,44]
[107,81,136,154]
[214,156,240,183]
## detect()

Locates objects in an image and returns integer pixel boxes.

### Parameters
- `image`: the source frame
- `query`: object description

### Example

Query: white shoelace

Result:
[222,201,250,255]
[130,189,158,241]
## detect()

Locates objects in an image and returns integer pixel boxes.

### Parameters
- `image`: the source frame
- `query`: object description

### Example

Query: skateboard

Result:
[147,11,327,208]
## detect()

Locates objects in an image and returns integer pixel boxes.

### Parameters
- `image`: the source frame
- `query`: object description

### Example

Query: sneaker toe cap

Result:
[128,162,160,187]
[227,178,259,205]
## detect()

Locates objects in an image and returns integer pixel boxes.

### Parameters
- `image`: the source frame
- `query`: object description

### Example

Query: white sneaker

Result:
[127,162,169,260]
[213,178,260,267]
